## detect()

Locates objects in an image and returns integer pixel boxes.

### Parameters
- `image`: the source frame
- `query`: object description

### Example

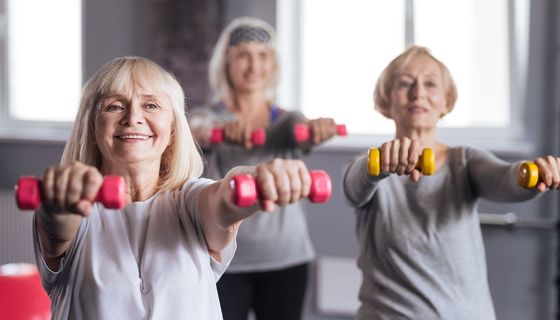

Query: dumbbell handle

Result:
[293,123,347,143]
[517,161,540,189]
[210,127,266,146]
[367,147,435,176]
[231,170,332,207]
[15,176,126,210]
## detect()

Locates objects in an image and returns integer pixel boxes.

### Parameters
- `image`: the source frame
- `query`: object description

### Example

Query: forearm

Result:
[35,207,82,269]
[343,154,385,207]
[198,179,254,255]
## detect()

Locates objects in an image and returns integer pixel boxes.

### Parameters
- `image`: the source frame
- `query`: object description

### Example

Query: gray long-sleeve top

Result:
[342,146,540,320]
[191,105,315,272]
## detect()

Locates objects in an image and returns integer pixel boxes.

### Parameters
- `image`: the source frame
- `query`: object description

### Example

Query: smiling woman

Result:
[31,56,317,319]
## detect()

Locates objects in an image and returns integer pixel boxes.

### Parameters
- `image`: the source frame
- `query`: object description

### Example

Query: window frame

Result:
[276,0,533,156]
[0,0,83,143]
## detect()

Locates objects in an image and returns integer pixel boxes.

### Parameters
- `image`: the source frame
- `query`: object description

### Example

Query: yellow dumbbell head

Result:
[420,148,435,175]
[367,147,380,176]
[517,161,539,189]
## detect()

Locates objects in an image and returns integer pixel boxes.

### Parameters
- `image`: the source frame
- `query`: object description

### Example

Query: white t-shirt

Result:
[33,178,235,320]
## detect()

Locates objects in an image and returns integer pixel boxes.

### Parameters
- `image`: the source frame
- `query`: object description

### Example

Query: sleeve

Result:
[32,210,88,294]
[342,153,390,208]
[179,178,236,281]
[465,146,541,202]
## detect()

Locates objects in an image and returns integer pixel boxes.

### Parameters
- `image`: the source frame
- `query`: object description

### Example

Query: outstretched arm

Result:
[35,162,104,271]
[197,159,311,259]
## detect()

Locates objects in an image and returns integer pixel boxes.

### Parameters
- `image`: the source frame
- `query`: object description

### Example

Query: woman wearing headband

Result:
[189,17,338,320]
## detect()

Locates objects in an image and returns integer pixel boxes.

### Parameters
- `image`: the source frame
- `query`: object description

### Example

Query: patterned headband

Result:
[228,26,271,47]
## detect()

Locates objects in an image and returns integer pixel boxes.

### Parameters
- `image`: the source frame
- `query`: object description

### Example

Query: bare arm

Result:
[35,162,103,270]
[197,159,311,259]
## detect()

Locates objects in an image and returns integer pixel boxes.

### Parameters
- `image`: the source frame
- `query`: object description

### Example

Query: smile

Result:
[115,134,152,140]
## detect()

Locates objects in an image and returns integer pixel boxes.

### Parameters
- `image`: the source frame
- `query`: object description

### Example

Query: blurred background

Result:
[0,0,559,319]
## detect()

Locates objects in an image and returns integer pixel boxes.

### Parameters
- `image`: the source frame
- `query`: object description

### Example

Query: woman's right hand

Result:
[41,162,104,217]
[379,137,423,182]
[223,119,258,149]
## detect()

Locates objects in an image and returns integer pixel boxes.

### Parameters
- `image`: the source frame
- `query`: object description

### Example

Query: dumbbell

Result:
[210,128,266,146]
[15,176,126,210]
[293,123,347,143]
[230,170,332,207]
[517,161,540,189]
[367,147,435,176]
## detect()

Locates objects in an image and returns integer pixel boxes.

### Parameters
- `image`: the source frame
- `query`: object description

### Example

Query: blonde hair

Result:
[61,56,203,191]
[208,17,279,106]
[374,45,458,119]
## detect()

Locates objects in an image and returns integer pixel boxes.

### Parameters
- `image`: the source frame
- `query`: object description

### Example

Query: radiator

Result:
[0,190,36,265]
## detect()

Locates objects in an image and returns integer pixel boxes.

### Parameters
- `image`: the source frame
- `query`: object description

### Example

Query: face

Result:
[226,41,274,94]
[389,55,448,131]
[95,86,174,171]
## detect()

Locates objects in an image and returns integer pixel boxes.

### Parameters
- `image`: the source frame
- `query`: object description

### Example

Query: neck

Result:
[101,161,161,202]
[229,92,269,114]
[395,126,448,171]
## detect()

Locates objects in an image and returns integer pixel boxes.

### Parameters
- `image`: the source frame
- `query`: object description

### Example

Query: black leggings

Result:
[217,263,309,320]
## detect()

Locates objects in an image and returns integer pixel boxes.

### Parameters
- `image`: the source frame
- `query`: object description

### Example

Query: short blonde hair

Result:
[208,17,279,106]
[374,45,458,119]
[61,56,203,191]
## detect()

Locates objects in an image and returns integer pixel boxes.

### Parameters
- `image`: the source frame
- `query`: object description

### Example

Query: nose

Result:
[119,104,144,126]
[409,82,426,100]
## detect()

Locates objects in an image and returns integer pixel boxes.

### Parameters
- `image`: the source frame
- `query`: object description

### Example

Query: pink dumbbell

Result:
[15,176,126,210]
[293,123,347,143]
[210,128,266,146]
[230,170,332,207]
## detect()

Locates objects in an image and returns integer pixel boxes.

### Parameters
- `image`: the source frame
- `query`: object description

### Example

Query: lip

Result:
[407,105,428,113]
[114,133,153,141]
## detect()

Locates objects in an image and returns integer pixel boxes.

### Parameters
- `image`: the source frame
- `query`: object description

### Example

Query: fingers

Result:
[309,118,337,144]
[533,156,560,190]
[41,162,103,216]
[223,120,255,150]
[254,159,310,211]
[380,138,421,177]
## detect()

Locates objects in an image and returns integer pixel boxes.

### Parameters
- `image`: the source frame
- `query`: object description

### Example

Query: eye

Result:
[397,80,412,89]
[144,103,160,110]
[425,80,438,88]
[104,104,125,112]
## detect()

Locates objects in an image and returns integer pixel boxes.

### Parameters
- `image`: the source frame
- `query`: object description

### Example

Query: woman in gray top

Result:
[342,46,560,319]
[190,17,340,320]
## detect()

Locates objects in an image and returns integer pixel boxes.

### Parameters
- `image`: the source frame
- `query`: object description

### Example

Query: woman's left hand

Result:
[307,117,338,145]
[532,156,560,192]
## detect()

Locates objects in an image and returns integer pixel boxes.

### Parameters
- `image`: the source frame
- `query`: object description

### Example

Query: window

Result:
[1,0,82,127]
[277,0,530,146]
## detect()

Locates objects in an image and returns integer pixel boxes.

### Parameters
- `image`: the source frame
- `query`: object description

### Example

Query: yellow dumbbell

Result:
[517,161,539,189]
[367,147,435,176]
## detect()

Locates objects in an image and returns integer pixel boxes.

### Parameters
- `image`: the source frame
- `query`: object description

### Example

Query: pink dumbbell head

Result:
[210,128,266,146]
[231,170,332,207]
[15,176,126,210]
[293,123,347,143]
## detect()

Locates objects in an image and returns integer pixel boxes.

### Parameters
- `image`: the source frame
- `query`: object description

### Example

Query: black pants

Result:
[217,263,309,320]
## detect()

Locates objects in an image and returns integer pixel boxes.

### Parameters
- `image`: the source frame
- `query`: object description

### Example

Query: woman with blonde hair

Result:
[343,46,560,319]
[33,56,314,319]
[189,17,341,319]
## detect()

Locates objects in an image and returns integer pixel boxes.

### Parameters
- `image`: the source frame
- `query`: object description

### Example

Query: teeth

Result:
[119,135,150,140]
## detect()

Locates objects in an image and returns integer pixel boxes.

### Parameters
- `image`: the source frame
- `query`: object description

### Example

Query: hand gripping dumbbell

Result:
[293,123,347,143]
[15,176,126,210]
[230,170,332,207]
[517,161,540,189]
[210,127,266,146]
[367,147,435,176]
